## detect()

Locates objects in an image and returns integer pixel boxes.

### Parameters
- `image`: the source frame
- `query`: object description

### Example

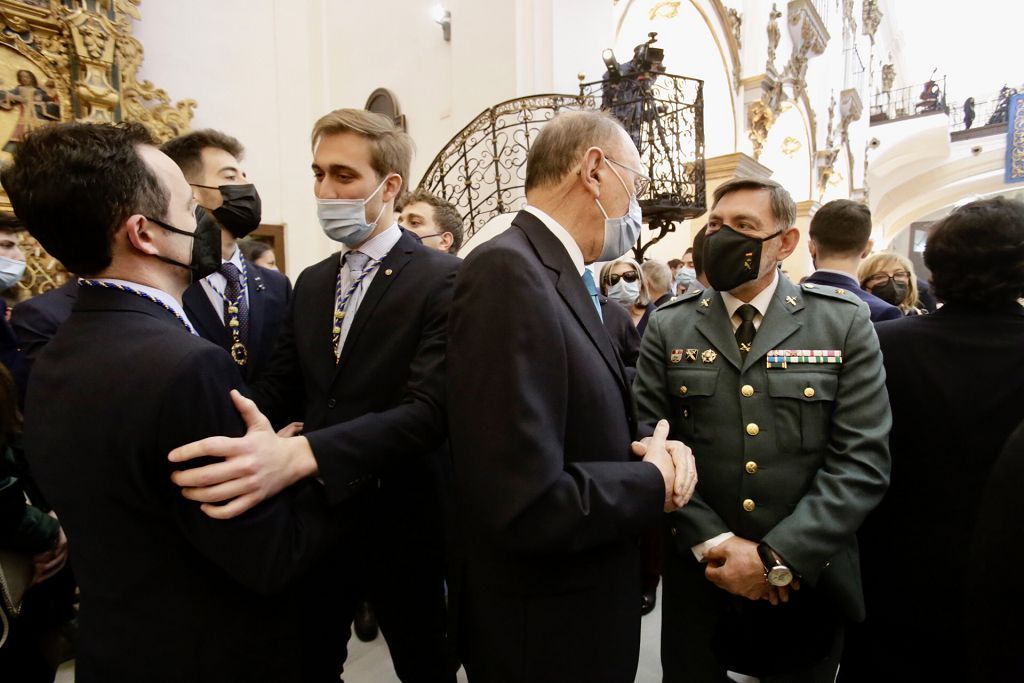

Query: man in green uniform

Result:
[634,178,891,682]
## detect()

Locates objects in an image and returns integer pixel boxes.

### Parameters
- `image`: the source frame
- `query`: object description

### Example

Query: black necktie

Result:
[735,304,757,359]
[220,262,249,345]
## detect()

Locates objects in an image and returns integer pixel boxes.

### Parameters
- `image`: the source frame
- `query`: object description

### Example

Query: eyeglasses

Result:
[606,271,640,286]
[864,270,911,287]
[605,157,652,197]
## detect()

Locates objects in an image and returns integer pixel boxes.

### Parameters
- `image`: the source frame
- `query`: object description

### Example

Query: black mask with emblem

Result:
[870,278,908,306]
[702,223,783,292]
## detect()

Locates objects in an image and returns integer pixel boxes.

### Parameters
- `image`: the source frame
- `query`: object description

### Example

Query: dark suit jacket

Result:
[183,259,291,384]
[601,296,640,379]
[447,210,665,682]
[849,303,1024,680]
[251,229,459,505]
[10,279,78,373]
[23,286,332,683]
[804,270,901,322]
[968,419,1024,682]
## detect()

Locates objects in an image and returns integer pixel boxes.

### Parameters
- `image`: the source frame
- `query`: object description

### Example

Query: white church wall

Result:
[133,0,332,278]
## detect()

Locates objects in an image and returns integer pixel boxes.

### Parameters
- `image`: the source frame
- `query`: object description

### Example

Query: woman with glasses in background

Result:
[599,257,655,335]
[858,252,928,315]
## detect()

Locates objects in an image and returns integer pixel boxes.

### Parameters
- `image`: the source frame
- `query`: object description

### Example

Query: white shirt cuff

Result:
[691,532,735,562]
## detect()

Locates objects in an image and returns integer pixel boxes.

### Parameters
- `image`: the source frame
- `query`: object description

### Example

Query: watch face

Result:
[768,566,793,587]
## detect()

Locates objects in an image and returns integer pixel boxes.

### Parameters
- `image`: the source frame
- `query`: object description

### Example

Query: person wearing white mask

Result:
[600,256,655,334]
[0,213,28,393]
[0,213,27,308]
[164,108,461,683]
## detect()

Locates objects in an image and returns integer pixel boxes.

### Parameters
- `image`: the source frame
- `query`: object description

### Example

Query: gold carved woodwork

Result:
[649,1,681,21]
[0,0,195,296]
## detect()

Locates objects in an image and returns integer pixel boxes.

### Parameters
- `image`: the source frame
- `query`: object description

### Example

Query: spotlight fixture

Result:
[432,4,451,41]
[602,48,620,78]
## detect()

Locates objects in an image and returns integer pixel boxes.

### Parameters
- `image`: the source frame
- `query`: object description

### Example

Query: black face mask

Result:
[871,278,908,306]
[702,223,783,292]
[192,183,262,238]
[146,206,221,282]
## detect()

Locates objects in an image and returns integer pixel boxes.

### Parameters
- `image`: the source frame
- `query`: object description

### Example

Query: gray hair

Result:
[712,177,796,233]
[641,259,672,294]
[525,110,627,192]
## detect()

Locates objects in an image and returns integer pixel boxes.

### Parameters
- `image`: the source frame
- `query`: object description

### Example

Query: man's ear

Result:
[776,226,801,261]
[578,146,605,200]
[862,238,874,259]
[439,232,454,252]
[124,214,160,256]
[382,173,404,205]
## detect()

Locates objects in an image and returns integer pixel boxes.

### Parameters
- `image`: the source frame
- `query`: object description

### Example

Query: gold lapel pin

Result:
[702,349,717,363]
[786,296,797,306]
[700,298,711,308]
[384,268,393,276]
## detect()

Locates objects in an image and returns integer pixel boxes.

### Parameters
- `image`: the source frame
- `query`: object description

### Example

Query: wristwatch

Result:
[757,542,794,587]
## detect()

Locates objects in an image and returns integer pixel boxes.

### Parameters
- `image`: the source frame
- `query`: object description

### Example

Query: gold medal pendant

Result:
[230,341,248,366]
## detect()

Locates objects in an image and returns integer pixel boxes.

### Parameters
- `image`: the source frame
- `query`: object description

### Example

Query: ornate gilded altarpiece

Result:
[0,0,194,296]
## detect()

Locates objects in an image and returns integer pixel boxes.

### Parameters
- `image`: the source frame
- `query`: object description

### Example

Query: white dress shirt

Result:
[523,205,586,276]
[692,270,780,561]
[199,247,249,324]
[334,222,403,356]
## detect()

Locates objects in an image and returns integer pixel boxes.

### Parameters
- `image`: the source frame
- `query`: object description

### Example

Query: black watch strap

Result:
[757,542,781,571]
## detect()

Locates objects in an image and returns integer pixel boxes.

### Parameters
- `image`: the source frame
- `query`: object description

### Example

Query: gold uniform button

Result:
[743,499,756,512]
[741,385,754,397]
[745,423,760,436]
[679,385,688,395]
[745,461,758,474]
[804,387,816,398]
[670,527,678,536]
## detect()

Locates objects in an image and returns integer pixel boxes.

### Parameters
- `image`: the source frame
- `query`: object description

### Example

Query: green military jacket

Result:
[634,274,891,619]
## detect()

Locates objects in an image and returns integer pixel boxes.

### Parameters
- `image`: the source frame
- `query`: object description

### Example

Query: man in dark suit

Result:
[849,197,1024,681]
[167,109,459,682]
[804,199,901,322]
[10,279,77,372]
[2,122,333,682]
[634,179,891,682]
[161,130,291,384]
[446,110,696,682]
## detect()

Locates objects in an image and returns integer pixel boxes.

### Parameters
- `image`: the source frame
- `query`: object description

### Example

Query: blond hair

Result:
[311,108,413,186]
[858,252,919,311]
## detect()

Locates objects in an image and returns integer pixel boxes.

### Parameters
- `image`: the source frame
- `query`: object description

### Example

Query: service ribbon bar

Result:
[766,349,843,369]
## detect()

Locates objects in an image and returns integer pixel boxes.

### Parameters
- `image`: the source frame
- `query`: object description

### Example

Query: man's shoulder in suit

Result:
[247,260,290,292]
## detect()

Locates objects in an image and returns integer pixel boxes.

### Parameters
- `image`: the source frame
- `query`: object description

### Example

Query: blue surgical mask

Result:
[317,176,390,246]
[607,279,641,306]
[0,255,25,290]
[595,161,643,262]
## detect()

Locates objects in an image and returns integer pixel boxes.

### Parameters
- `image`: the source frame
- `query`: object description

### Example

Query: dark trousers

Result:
[661,533,843,683]
[298,478,454,683]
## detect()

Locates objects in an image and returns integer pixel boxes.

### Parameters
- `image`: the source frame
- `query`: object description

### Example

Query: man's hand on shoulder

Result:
[168,390,319,519]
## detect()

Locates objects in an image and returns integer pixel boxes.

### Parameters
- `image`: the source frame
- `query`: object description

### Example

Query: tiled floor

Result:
[55,587,665,682]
